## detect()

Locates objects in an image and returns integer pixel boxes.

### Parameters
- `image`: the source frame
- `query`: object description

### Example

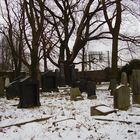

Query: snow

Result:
[0,83,140,140]
[95,105,115,113]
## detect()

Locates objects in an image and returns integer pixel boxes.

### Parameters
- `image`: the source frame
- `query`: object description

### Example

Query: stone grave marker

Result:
[131,70,140,104]
[6,80,20,99]
[113,85,130,110]
[70,88,83,101]
[0,77,5,97]
[86,81,97,99]
[41,71,58,92]
[5,77,10,88]
[121,72,128,86]
[6,76,25,99]
[90,104,117,116]
[18,76,41,108]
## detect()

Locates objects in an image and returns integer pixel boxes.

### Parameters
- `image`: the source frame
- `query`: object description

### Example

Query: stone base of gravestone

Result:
[70,88,83,101]
[0,77,5,97]
[86,81,96,98]
[114,85,130,110]
[90,104,117,116]
[133,95,140,104]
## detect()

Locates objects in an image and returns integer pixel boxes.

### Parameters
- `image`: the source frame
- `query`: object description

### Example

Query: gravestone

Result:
[5,77,10,88]
[113,85,130,110]
[121,72,128,86]
[90,104,117,116]
[86,81,97,99]
[131,70,140,104]
[18,76,41,108]
[0,77,5,97]
[41,71,57,92]
[70,88,83,101]
[79,78,87,93]
[6,80,20,99]
[6,75,25,99]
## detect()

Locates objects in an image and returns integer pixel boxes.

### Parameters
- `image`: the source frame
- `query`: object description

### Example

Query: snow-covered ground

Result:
[0,83,140,140]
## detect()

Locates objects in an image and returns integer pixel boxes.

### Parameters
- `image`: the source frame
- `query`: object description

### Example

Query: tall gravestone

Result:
[87,81,97,99]
[5,77,10,88]
[132,70,140,104]
[114,85,130,110]
[0,77,5,97]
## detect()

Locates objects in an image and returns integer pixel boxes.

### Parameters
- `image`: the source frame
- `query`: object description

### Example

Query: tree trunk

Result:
[109,34,119,93]
[64,61,74,86]
[111,34,119,80]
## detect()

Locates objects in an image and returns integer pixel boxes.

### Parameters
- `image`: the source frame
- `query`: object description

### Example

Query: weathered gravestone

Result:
[18,76,41,108]
[5,77,10,88]
[79,78,87,93]
[6,75,25,99]
[121,72,128,86]
[131,70,140,104]
[70,88,83,101]
[6,80,20,99]
[41,71,58,92]
[87,81,97,99]
[0,77,5,97]
[90,104,117,116]
[113,85,130,110]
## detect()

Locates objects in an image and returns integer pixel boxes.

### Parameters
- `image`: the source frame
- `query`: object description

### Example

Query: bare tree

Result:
[43,0,111,84]
[102,0,122,89]
[0,0,28,77]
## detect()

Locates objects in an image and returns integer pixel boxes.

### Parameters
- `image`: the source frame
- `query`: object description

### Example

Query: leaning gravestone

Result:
[70,88,83,101]
[121,72,128,86]
[131,70,140,104]
[0,77,5,97]
[113,85,130,110]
